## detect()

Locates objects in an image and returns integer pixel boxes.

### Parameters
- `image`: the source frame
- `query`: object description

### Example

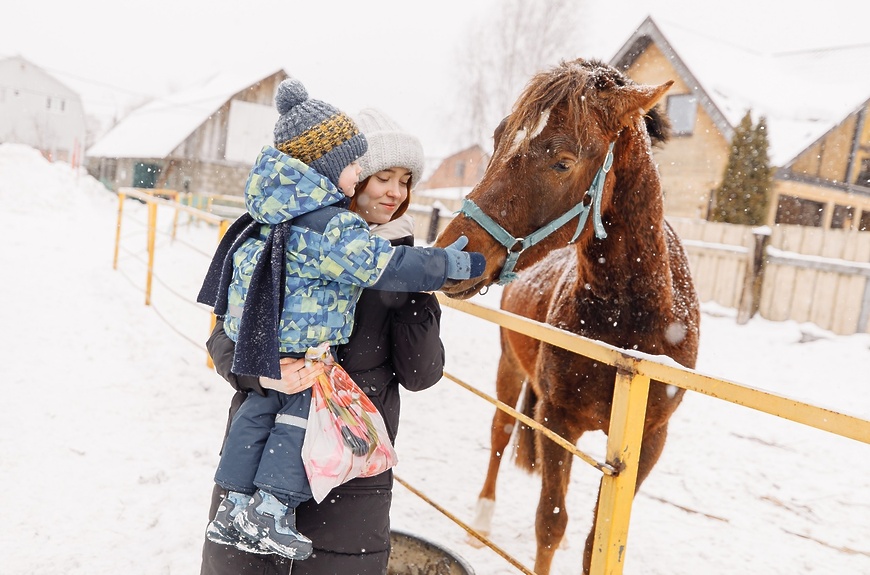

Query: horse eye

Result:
[553,160,571,173]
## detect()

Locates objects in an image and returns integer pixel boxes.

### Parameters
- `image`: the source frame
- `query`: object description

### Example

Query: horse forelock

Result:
[496,59,631,162]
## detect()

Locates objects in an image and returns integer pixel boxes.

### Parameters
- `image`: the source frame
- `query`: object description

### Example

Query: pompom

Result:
[275,78,308,115]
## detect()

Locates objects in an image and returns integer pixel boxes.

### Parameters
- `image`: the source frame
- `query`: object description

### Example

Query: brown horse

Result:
[434,59,700,574]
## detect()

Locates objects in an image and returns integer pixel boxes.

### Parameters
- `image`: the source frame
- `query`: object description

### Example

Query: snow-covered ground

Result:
[1,143,868,574]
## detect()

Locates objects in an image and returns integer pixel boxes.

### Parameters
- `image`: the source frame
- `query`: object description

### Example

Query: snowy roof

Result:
[86,63,286,159]
[611,17,870,166]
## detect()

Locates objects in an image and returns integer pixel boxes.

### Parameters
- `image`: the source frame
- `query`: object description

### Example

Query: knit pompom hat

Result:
[273,78,368,187]
[353,108,424,188]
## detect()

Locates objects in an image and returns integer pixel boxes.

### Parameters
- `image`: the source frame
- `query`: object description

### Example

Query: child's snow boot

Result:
[206,491,269,554]
[233,490,313,560]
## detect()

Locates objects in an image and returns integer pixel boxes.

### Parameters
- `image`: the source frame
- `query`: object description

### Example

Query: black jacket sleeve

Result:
[206,321,266,396]
[390,292,445,392]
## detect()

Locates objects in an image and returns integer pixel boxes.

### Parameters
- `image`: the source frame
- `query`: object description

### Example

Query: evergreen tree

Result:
[710,110,773,225]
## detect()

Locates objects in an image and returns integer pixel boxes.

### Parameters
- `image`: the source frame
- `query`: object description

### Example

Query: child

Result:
[197,78,484,560]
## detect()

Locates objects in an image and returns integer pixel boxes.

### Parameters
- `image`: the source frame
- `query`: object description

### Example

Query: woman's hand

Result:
[259,357,325,394]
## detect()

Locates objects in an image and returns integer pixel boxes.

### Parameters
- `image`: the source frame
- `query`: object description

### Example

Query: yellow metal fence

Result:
[113,188,233,365]
[426,293,870,575]
[111,189,870,574]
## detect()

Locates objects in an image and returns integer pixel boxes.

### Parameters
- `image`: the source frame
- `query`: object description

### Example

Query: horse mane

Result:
[497,58,670,158]
[645,103,670,147]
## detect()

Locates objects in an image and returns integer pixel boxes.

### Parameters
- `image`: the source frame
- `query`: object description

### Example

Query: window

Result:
[133,162,161,188]
[45,97,66,114]
[775,195,824,227]
[667,93,699,136]
[855,158,870,187]
[830,205,855,229]
[454,162,466,179]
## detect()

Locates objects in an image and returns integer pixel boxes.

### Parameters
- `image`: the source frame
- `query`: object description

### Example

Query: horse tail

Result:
[514,382,539,473]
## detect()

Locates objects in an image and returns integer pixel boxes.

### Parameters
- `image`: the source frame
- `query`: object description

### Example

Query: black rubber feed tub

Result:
[387,530,475,575]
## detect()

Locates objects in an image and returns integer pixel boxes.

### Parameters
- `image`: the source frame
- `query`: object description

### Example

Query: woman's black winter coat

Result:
[200,234,445,575]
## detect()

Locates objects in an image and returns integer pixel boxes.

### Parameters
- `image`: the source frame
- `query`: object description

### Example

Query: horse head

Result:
[435,58,673,299]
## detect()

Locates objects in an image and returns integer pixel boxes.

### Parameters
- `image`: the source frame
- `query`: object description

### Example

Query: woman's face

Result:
[353,167,410,225]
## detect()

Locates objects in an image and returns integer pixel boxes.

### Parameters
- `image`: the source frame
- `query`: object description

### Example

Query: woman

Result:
[200,108,443,575]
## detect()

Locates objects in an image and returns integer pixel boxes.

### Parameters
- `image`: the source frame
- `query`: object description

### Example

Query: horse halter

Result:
[459,141,615,285]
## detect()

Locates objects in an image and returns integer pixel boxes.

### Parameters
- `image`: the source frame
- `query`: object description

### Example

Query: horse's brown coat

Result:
[435,59,700,574]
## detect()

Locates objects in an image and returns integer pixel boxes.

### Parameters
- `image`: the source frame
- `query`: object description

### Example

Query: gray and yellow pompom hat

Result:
[272,78,368,187]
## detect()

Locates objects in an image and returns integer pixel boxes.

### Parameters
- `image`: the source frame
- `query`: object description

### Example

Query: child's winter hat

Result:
[273,78,368,187]
[354,108,424,188]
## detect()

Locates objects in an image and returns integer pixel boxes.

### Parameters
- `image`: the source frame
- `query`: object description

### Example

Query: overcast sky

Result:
[2,0,868,158]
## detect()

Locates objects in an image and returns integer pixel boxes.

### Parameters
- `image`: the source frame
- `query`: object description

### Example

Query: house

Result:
[86,64,289,197]
[415,144,490,212]
[0,55,87,164]
[611,16,870,229]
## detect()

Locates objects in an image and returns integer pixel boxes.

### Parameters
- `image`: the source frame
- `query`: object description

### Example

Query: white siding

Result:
[225,99,276,164]
[0,56,87,162]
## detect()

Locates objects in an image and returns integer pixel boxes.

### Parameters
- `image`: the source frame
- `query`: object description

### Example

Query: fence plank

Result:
[811,229,847,330]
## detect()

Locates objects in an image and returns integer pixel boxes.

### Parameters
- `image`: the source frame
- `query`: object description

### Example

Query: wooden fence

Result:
[667,217,870,335]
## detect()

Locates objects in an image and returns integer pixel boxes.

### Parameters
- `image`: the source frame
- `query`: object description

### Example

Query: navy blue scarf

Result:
[197,214,290,379]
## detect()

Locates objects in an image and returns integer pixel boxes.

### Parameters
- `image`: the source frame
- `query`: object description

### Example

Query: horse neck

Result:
[577,131,673,301]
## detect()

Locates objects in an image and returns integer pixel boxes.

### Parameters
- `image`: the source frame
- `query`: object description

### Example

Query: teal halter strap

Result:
[459,141,614,285]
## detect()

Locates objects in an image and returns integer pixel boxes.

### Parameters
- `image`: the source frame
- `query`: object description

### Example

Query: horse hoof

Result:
[467,533,487,549]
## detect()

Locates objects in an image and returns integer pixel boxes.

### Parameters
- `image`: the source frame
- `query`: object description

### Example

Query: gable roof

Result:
[611,16,870,166]
[86,63,286,159]
[0,55,83,102]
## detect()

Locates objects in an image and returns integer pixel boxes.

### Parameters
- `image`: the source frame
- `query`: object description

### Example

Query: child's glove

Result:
[443,236,486,280]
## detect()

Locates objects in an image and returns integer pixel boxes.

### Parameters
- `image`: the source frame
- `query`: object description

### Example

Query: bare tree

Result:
[450,0,588,151]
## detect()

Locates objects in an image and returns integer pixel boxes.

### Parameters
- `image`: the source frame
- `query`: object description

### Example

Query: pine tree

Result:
[710,111,773,225]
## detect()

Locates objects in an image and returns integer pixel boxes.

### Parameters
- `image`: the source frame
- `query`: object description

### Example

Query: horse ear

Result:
[615,80,674,129]
[492,116,509,151]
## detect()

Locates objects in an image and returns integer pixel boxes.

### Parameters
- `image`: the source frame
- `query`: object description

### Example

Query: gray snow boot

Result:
[233,490,313,560]
[206,491,269,555]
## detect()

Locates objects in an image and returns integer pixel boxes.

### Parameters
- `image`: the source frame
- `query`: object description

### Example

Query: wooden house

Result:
[611,16,870,229]
[0,55,87,163]
[418,144,489,191]
[414,144,490,212]
[86,65,289,197]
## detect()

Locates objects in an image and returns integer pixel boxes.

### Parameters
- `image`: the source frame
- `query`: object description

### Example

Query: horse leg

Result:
[469,351,526,546]
[532,403,575,575]
[582,422,670,574]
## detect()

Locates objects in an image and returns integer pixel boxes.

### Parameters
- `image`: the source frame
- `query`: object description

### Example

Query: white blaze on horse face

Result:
[507,109,551,156]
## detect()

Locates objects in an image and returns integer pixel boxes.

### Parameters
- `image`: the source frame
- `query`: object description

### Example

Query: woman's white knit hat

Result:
[353,108,424,187]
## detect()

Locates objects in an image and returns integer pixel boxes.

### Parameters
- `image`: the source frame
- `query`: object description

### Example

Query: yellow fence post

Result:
[145,201,157,306]
[172,203,180,241]
[590,362,650,575]
[113,192,125,270]
[206,218,232,369]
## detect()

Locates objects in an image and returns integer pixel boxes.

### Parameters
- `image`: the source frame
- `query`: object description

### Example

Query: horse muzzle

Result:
[439,275,493,300]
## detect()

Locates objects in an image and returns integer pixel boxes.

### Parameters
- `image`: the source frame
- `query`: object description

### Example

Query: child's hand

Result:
[259,357,325,394]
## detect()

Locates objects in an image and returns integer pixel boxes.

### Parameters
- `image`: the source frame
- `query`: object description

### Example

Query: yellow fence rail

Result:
[109,192,870,573]
[427,292,870,575]
[113,187,233,365]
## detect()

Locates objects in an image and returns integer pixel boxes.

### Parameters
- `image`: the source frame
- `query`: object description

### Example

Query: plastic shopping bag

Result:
[301,343,398,503]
